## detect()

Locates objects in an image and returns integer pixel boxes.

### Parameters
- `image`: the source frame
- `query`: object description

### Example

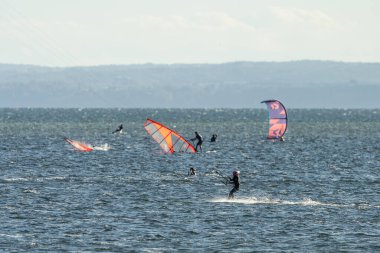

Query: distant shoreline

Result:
[1,61,379,108]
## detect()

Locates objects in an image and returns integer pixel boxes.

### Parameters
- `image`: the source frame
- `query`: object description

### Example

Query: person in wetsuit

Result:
[228,170,240,199]
[191,131,203,152]
[112,124,123,134]
[188,167,196,176]
[210,134,217,142]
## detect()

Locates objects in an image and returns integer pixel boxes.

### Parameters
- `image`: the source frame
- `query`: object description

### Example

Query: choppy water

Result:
[0,108,379,252]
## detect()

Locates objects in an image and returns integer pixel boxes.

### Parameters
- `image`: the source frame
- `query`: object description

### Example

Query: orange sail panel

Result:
[261,100,288,139]
[64,138,93,152]
[144,118,196,154]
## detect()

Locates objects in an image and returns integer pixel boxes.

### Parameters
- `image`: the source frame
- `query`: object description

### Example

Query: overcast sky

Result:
[1,0,379,66]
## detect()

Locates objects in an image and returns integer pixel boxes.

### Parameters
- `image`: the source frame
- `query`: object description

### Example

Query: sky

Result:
[0,0,379,66]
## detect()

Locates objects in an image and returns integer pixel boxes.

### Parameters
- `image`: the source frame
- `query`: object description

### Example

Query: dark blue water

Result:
[0,108,379,252]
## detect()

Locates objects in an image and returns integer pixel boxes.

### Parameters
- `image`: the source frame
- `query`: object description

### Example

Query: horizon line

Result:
[0,107,378,110]
[1,59,380,68]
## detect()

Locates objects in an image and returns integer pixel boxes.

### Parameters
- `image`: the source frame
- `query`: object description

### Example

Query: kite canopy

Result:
[261,99,288,139]
[64,138,93,152]
[144,118,196,154]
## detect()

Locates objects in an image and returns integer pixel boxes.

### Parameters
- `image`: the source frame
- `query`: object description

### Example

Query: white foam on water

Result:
[46,176,67,180]
[1,177,29,182]
[93,143,111,151]
[22,189,39,194]
[210,196,349,208]
[0,233,24,239]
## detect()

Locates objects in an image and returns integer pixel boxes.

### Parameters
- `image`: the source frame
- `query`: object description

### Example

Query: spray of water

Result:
[210,196,351,208]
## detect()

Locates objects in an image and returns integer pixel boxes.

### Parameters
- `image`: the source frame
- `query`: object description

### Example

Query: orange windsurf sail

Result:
[144,118,196,154]
[64,138,93,152]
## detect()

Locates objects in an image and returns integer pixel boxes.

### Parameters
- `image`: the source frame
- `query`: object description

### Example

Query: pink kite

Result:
[261,100,288,139]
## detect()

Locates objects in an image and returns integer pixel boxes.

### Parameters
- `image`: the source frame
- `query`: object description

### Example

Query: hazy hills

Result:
[0,61,379,108]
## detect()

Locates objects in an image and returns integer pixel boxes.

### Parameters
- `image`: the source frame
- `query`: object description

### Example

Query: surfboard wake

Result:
[210,197,349,208]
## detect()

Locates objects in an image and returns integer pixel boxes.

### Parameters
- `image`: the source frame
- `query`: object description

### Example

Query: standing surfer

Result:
[228,171,240,199]
[191,131,203,152]
[112,124,123,134]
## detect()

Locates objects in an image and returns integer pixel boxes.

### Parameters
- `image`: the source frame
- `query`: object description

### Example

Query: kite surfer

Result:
[210,134,217,142]
[228,171,240,199]
[191,131,203,152]
[112,124,123,134]
[188,167,196,176]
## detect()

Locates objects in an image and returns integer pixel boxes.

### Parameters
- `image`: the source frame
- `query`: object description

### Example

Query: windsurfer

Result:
[191,131,203,152]
[228,171,240,199]
[210,134,217,142]
[112,124,123,134]
[188,167,196,176]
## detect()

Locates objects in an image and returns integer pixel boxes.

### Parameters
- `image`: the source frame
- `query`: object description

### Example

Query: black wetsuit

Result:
[113,124,123,133]
[228,175,240,199]
[192,133,203,152]
[210,134,217,142]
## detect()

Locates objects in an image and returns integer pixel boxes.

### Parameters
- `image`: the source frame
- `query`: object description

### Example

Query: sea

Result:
[0,108,379,252]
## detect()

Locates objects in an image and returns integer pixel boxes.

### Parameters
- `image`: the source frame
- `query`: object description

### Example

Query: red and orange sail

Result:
[261,99,288,139]
[144,118,196,154]
[64,138,93,152]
